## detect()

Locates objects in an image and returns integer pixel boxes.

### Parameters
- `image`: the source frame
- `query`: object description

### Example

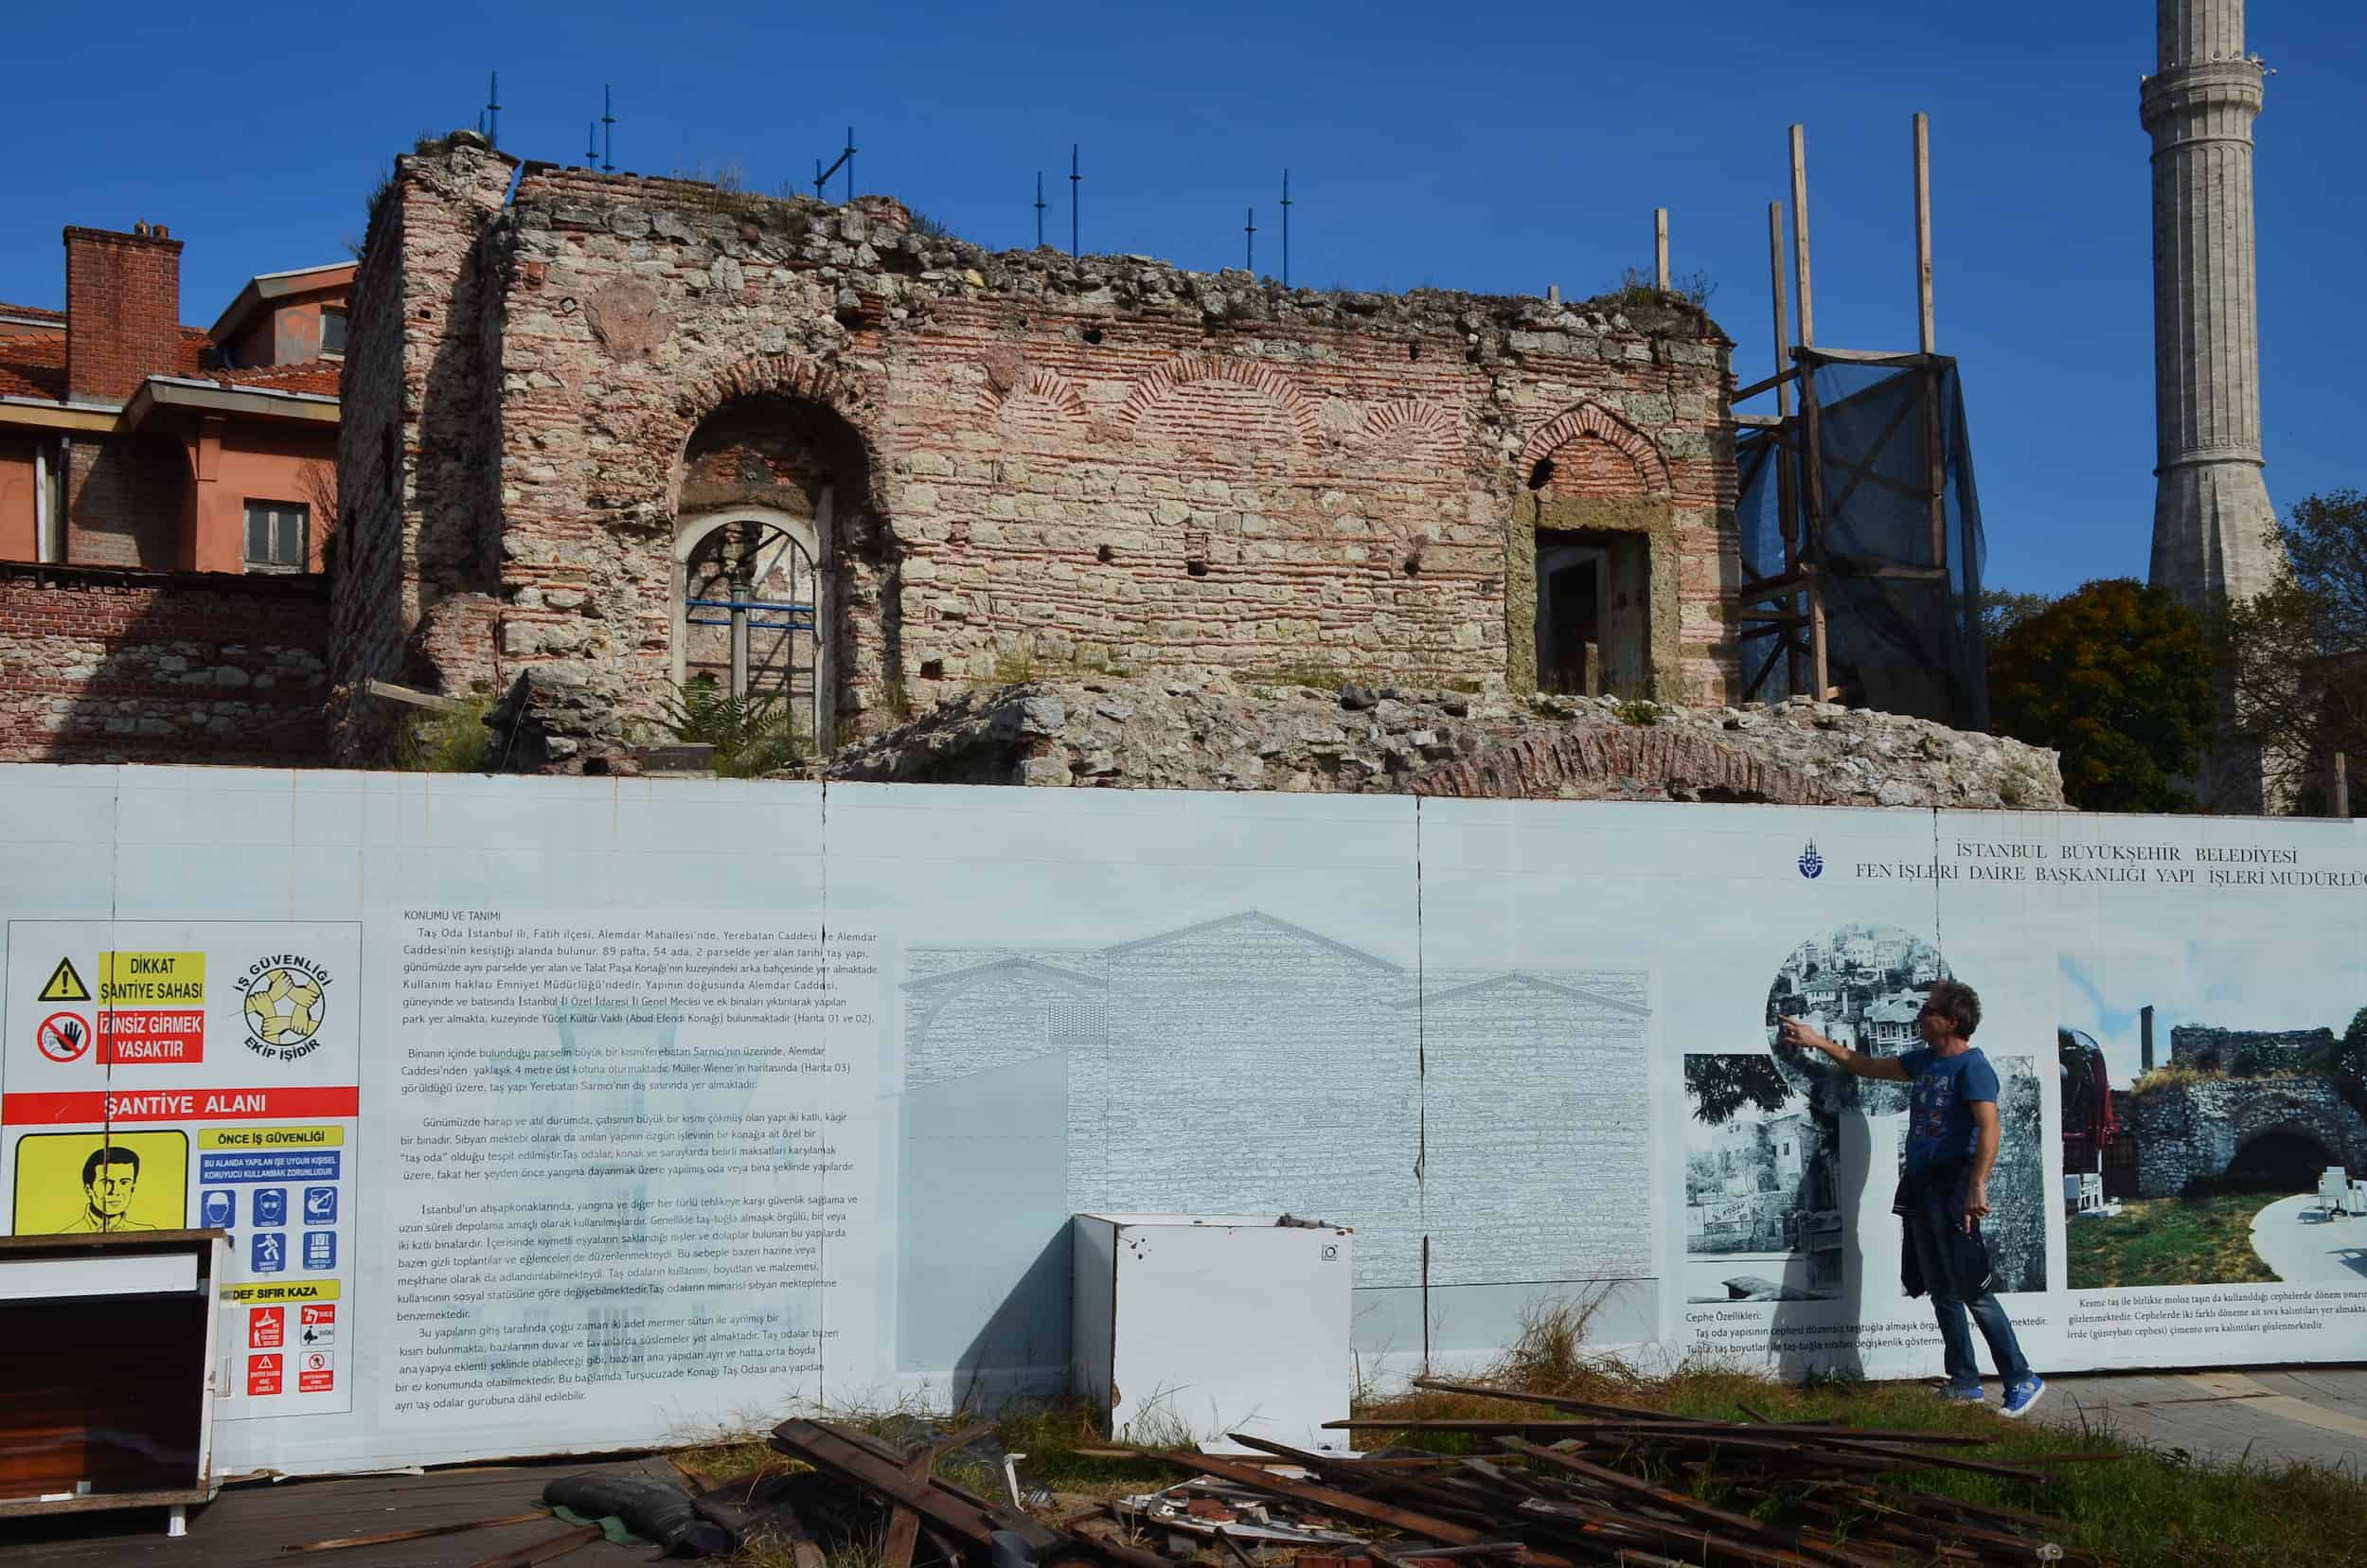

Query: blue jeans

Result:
[1904,1167,2033,1390]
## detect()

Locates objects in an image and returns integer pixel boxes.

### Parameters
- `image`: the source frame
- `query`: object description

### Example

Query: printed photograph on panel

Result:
[1745,922,2047,1294]
[1682,1054,1841,1301]
[2060,961,2367,1289]
[10,1130,189,1234]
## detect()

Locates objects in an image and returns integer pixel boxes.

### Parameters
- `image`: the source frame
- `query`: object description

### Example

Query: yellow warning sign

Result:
[219,1279,341,1305]
[37,957,91,1003]
[98,952,205,1006]
[200,1126,344,1149]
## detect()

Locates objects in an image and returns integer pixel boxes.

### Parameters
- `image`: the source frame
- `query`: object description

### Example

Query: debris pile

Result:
[276,1383,2095,1567]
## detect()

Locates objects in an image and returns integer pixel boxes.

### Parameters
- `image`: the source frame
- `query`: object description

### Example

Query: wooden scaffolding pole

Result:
[1768,200,1802,694]
[1915,112,1948,575]
[1789,126,1827,699]
[1654,207,1669,291]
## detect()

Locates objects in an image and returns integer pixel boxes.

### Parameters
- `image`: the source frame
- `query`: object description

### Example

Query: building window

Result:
[320,307,347,358]
[245,501,309,572]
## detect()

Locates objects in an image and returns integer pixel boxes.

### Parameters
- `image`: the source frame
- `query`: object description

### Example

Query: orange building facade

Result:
[0,225,347,576]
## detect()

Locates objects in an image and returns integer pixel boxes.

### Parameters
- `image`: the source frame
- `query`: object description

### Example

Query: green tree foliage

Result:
[1683,1055,1789,1125]
[1979,587,2055,649]
[2307,1007,2367,1121]
[1988,579,2216,811]
[2222,490,2367,808]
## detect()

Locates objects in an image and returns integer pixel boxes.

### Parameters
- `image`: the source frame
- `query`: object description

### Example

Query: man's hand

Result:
[1777,1017,1837,1056]
[1962,1181,1990,1234]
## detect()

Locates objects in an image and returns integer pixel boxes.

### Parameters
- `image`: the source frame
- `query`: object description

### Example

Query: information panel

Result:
[0,766,2360,1476]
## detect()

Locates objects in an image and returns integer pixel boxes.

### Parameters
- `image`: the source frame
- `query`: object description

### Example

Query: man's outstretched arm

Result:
[1777,1018,1911,1081]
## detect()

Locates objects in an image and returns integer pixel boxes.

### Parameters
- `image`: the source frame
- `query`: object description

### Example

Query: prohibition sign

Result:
[37,1011,92,1062]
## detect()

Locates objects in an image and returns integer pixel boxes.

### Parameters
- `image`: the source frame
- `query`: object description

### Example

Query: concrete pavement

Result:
[2248,1195,2367,1285]
[2027,1365,2367,1472]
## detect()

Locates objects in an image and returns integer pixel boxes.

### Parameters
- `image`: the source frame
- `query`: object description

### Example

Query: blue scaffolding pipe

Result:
[685,596,815,632]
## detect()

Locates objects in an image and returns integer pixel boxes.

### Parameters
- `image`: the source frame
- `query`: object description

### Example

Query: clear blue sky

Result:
[5,1,2358,597]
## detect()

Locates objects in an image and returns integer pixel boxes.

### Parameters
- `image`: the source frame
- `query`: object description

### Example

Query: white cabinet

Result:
[1072,1213,1354,1453]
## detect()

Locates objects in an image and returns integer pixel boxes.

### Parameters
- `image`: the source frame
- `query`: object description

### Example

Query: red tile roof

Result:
[0,300,66,324]
[0,320,340,403]
[0,330,66,400]
[213,361,342,397]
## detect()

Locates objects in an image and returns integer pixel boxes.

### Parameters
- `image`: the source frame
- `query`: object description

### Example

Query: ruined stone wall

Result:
[0,562,329,763]
[372,148,1741,764]
[2165,1025,2334,1075]
[329,136,517,760]
[2127,1075,2367,1197]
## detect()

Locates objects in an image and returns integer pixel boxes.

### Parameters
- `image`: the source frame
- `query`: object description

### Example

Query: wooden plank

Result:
[1914,112,1935,355]
[1147,1450,1571,1566]
[280,1512,548,1555]
[365,679,469,714]
[1789,126,1813,347]
[1731,366,1800,404]
[1500,1442,1877,1568]
[463,1524,602,1568]
[1654,208,1669,291]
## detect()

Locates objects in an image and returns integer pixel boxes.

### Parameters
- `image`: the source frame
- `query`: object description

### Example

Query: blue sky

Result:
[4,2,2358,597]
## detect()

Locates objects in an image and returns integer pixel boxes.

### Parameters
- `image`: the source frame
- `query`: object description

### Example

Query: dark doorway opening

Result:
[1536,528,1650,698]
[2224,1131,2335,1194]
[1536,532,1601,697]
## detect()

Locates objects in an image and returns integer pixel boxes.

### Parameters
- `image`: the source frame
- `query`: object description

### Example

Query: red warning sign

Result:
[299,1303,337,1347]
[298,1348,334,1393]
[35,1012,91,1063]
[97,1008,205,1064]
[248,1353,283,1397]
[250,1307,284,1349]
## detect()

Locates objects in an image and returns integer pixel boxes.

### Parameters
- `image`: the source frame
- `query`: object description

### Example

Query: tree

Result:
[2221,490,2367,808]
[1683,1055,1789,1124]
[1979,587,2055,649]
[1987,579,2216,812]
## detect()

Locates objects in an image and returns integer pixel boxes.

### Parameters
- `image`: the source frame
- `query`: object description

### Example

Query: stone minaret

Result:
[2142,0,2283,609]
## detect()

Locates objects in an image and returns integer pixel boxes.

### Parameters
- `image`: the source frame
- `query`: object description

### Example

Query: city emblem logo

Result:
[1797,841,1824,880]
[240,955,331,1062]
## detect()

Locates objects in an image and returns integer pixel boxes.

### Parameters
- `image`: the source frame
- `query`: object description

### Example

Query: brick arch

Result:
[1409,725,1843,806]
[1360,398,1463,467]
[663,354,888,518]
[1517,401,1670,494]
[978,366,1091,427]
[1117,354,1324,448]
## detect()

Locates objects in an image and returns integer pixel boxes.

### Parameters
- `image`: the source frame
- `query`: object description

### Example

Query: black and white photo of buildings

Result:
[1682,1053,1842,1302]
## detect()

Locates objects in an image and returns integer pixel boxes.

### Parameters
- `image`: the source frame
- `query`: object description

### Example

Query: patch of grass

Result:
[989,651,1039,686]
[1342,1299,2367,1568]
[395,695,493,773]
[1615,697,1663,726]
[988,1398,1174,1493]
[2066,1191,2281,1288]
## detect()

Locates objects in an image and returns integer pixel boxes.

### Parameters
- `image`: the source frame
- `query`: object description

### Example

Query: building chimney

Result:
[2140,1005,2156,1072]
[64,224,184,403]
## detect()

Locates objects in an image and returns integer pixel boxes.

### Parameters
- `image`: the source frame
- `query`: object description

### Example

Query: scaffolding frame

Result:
[1731,116,1976,722]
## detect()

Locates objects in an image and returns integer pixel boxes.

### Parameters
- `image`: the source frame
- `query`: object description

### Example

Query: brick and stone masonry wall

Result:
[356,136,1742,765]
[329,135,517,758]
[0,563,329,764]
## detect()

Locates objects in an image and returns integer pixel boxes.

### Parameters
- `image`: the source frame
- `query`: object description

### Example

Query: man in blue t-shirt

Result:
[1780,980,2045,1417]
